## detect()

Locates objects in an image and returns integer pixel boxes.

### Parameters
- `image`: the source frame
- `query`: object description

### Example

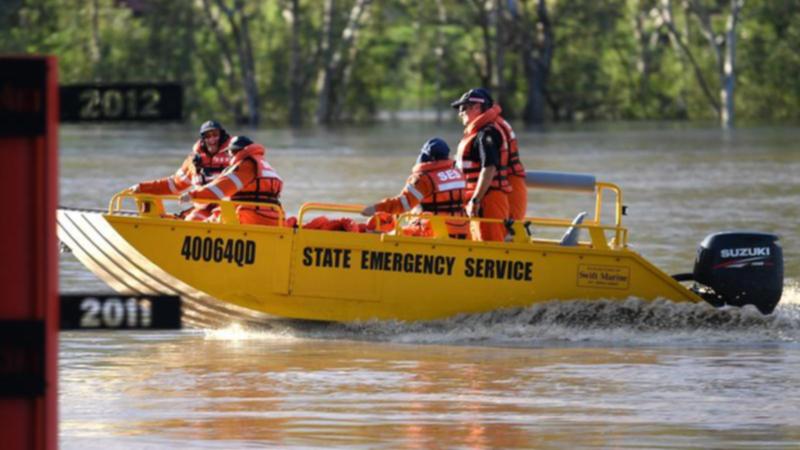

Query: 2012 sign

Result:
[60,83,182,122]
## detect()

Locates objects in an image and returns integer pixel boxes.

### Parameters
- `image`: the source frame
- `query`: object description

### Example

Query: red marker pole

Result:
[0,56,59,450]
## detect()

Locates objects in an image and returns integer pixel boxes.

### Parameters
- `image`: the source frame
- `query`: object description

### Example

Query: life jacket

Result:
[493,114,525,177]
[227,143,283,206]
[412,160,467,216]
[190,136,232,187]
[456,105,511,195]
[366,212,396,233]
[412,160,469,238]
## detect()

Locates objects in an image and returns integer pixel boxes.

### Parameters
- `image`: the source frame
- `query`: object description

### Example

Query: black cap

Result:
[417,138,450,163]
[199,120,225,136]
[450,88,493,109]
[226,135,254,153]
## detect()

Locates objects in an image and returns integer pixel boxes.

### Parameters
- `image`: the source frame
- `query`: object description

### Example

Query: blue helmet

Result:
[199,120,225,136]
[226,135,254,153]
[417,138,450,163]
[450,87,494,109]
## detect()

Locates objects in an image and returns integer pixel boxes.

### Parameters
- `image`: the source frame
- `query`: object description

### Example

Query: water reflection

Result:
[61,328,800,449]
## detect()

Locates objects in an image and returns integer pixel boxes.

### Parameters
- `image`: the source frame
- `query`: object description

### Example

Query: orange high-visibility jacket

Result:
[189,143,283,209]
[138,136,232,195]
[374,159,468,237]
[492,109,525,177]
[456,105,511,197]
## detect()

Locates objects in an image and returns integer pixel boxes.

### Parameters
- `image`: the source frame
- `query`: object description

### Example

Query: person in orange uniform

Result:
[131,120,233,221]
[451,88,511,241]
[361,138,469,239]
[496,110,527,220]
[180,136,284,226]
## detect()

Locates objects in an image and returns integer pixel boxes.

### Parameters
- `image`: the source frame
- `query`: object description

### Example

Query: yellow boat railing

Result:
[594,182,624,227]
[109,191,285,226]
[109,175,627,249]
[296,201,627,250]
[296,202,401,234]
[390,212,626,249]
[296,202,364,223]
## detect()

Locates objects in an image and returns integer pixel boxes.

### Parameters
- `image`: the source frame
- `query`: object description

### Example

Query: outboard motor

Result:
[674,232,783,314]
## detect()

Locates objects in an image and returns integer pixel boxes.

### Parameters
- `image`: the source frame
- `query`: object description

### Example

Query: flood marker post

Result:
[0,56,59,450]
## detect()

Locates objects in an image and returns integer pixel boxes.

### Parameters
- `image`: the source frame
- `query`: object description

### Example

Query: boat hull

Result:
[59,209,701,323]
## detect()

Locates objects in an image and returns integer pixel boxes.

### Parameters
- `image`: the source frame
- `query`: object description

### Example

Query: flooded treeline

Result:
[2,0,798,127]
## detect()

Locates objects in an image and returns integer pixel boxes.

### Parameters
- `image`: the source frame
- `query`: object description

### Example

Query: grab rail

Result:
[295,202,628,249]
[296,202,365,225]
[525,170,596,192]
[524,171,623,228]
[595,182,623,228]
[396,212,627,249]
[109,191,285,225]
[109,182,627,248]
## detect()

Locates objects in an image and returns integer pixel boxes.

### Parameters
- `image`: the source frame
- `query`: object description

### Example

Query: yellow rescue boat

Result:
[57,171,783,325]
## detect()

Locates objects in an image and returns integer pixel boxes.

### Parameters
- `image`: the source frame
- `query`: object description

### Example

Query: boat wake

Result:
[206,282,800,347]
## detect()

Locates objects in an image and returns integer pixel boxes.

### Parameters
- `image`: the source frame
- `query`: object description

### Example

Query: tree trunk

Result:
[434,0,447,124]
[315,0,337,125]
[89,0,101,79]
[721,0,743,128]
[214,0,259,126]
[491,0,505,105]
[287,0,304,126]
[517,0,553,125]
[689,0,743,128]
[633,0,656,102]
[478,0,492,88]
[181,4,198,114]
[200,0,260,124]
[662,0,742,127]
[333,22,367,121]
[315,0,372,125]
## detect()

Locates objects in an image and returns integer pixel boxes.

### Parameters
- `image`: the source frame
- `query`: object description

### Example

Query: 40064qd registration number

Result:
[180,236,256,266]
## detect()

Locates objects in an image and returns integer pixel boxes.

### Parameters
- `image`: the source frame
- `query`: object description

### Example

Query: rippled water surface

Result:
[59,122,800,449]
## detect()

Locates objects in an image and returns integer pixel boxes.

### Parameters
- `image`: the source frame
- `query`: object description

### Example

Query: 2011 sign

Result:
[60,295,182,330]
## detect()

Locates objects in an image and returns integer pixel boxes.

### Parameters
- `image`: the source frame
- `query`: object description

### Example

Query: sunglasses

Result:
[458,104,473,113]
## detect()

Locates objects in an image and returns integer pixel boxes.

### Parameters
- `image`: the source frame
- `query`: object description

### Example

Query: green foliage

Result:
[738,1,800,121]
[1,0,798,124]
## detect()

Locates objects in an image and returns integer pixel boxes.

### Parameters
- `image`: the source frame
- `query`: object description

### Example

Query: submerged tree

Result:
[2,0,797,127]
[510,0,553,125]
[315,0,374,125]
[199,0,260,126]
[659,0,744,128]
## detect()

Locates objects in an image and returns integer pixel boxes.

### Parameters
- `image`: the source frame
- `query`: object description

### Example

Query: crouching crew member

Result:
[452,88,511,241]
[132,120,232,221]
[361,138,469,239]
[181,136,284,226]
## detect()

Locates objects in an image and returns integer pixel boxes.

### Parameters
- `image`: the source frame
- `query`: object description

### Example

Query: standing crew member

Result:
[180,136,284,226]
[497,107,527,220]
[451,88,510,241]
[131,120,232,221]
[361,138,469,239]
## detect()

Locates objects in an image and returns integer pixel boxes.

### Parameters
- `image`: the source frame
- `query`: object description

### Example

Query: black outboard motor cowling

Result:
[692,231,783,314]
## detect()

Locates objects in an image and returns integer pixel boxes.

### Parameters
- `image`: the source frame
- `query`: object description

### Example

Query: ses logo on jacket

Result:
[720,247,770,258]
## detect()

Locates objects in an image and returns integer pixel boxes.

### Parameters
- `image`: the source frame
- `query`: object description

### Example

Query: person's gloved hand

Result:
[179,192,192,206]
[361,205,376,217]
[466,197,481,217]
